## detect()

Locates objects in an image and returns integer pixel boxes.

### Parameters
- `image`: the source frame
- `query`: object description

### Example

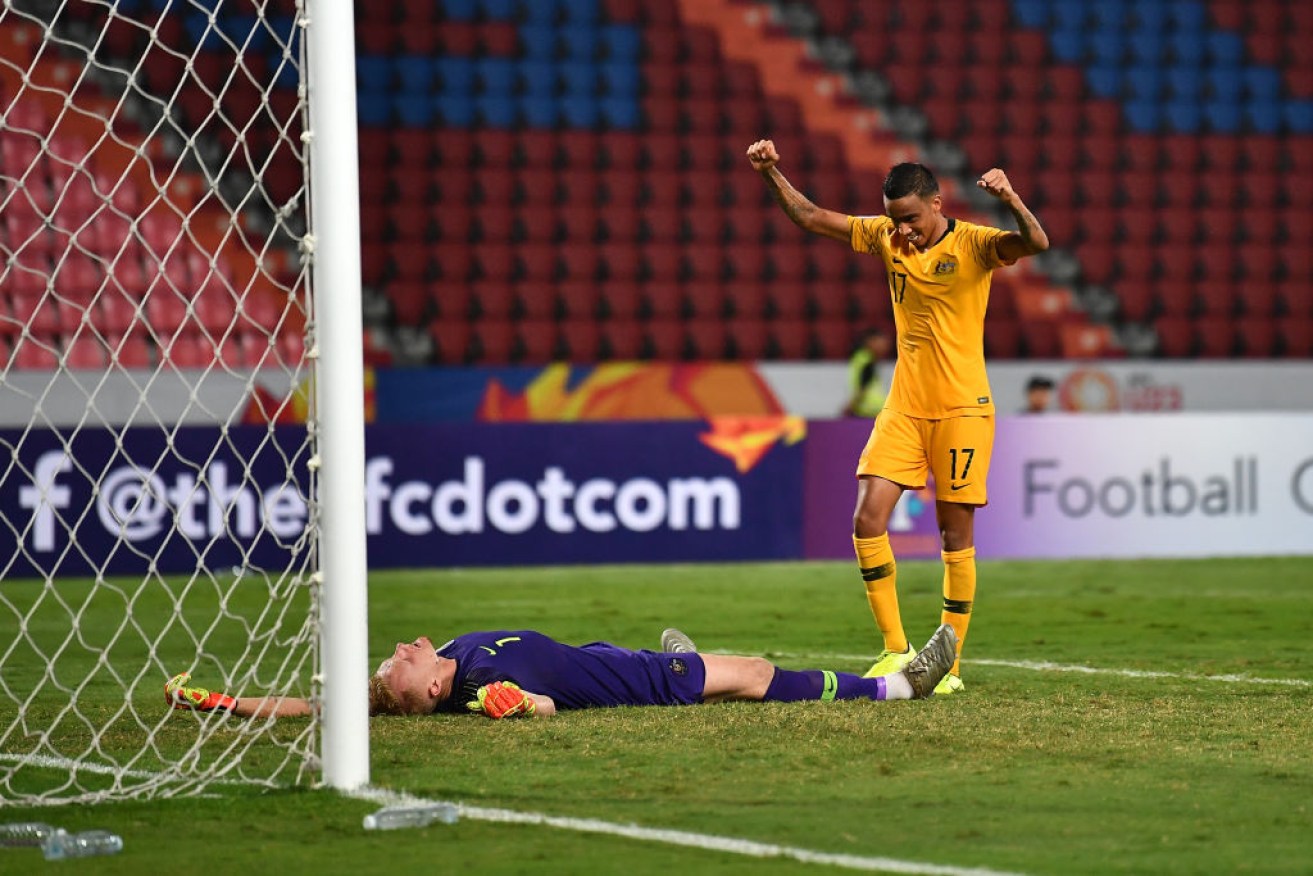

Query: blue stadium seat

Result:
[437,58,477,95]
[522,0,563,24]
[1047,29,1084,64]
[520,25,557,60]
[561,0,599,24]
[1049,3,1087,31]
[1167,33,1206,67]
[1089,0,1129,30]
[476,58,518,95]
[1086,66,1123,99]
[1131,1,1170,31]
[1088,31,1125,66]
[519,60,558,97]
[1164,67,1204,102]
[1245,101,1283,134]
[220,14,268,51]
[1011,0,1050,28]
[1124,66,1165,100]
[436,95,477,127]
[600,98,640,130]
[392,94,436,126]
[520,97,559,128]
[440,0,479,21]
[1127,32,1166,64]
[357,56,391,93]
[1286,101,1313,135]
[1243,67,1282,102]
[1163,101,1203,134]
[479,0,518,20]
[184,12,227,50]
[394,57,435,94]
[1204,102,1243,133]
[357,95,390,127]
[1166,0,1207,32]
[477,96,519,128]
[1124,101,1163,133]
[559,62,598,97]
[559,95,600,127]
[1204,32,1244,68]
[559,27,600,61]
[599,63,640,98]
[1205,68,1244,104]
[598,25,641,61]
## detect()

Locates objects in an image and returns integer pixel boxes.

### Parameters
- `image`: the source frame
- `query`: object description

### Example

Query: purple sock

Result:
[763,668,887,702]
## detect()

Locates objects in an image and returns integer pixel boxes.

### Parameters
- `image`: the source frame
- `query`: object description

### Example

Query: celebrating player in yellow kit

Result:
[747,140,1049,694]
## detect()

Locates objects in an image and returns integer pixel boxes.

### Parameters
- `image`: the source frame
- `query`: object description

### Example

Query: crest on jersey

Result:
[932,256,958,275]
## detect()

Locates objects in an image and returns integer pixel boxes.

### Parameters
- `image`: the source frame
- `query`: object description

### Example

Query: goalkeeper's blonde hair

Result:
[367,673,405,716]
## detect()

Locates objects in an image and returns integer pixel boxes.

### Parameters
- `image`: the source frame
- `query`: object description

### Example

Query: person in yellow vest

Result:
[748,140,1049,694]
[843,326,892,418]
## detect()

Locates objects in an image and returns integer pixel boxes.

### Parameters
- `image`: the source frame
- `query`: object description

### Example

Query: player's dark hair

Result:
[883,163,939,200]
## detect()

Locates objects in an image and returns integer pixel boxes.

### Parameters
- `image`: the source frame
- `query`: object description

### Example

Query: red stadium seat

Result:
[726,318,770,360]
[684,321,728,359]
[556,319,602,362]
[429,322,472,364]
[557,282,601,320]
[1194,317,1237,357]
[682,281,725,320]
[470,320,515,364]
[516,282,559,321]
[1235,317,1279,357]
[1277,318,1313,356]
[515,319,558,364]
[598,283,642,320]
[642,282,686,320]
[603,320,648,360]
[722,282,767,319]
[1153,317,1194,357]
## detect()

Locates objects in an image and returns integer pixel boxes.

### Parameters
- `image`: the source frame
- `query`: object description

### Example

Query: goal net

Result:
[0,0,329,804]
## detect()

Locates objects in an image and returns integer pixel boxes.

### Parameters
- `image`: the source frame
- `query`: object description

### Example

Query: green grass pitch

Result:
[2,556,1311,874]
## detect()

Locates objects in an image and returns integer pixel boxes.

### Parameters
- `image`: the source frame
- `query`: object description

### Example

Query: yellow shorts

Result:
[855,409,995,505]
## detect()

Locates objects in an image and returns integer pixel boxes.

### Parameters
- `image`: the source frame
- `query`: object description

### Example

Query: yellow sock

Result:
[853,533,907,653]
[940,546,977,676]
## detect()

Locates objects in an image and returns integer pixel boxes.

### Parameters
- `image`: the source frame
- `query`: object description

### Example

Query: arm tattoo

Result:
[762,166,822,228]
[1006,198,1048,253]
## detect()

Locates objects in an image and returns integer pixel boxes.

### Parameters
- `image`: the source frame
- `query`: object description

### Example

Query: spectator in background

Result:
[843,327,892,418]
[1022,375,1055,414]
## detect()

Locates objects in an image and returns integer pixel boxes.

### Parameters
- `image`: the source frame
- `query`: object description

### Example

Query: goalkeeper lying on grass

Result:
[167,624,956,720]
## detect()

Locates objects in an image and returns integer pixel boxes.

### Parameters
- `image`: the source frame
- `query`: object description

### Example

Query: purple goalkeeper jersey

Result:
[434,630,705,714]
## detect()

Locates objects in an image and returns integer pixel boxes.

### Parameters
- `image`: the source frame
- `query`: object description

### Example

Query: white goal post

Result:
[0,0,368,804]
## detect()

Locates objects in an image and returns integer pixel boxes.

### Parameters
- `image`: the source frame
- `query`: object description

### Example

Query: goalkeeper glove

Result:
[165,672,237,713]
[466,681,536,719]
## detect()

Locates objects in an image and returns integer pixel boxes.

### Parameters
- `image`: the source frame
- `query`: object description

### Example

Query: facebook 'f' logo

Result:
[18,451,72,552]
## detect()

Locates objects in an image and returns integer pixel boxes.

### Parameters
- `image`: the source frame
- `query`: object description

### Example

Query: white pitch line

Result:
[350,786,1030,876]
[3,755,1028,874]
[736,651,1312,688]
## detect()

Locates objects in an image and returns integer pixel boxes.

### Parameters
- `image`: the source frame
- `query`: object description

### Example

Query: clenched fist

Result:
[746,139,780,172]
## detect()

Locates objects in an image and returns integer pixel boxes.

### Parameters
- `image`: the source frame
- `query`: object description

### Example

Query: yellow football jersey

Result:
[849,215,1012,418]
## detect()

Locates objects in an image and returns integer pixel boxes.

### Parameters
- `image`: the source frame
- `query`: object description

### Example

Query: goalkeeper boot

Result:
[900,624,958,700]
[934,674,965,695]
[862,643,916,678]
[660,628,697,653]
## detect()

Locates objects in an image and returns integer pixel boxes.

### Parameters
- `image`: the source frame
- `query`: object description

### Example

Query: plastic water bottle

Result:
[0,822,55,847]
[362,804,459,830]
[41,829,124,860]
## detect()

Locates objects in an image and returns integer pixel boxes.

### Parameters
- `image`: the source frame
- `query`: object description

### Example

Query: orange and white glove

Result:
[165,672,237,713]
[466,681,536,719]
